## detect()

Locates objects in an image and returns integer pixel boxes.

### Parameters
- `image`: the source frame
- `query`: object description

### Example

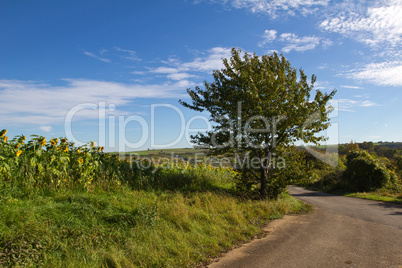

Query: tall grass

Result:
[1,189,307,267]
[0,130,310,267]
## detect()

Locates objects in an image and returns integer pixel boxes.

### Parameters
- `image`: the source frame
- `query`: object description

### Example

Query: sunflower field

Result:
[0,130,129,197]
[0,129,236,199]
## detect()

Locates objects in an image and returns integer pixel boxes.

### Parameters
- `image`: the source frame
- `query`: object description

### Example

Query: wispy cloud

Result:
[279,33,322,52]
[131,71,146,75]
[207,0,329,18]
[258,29,277,47]
[180,47,232,72]
[341,85,362,89]
[114,47,141,61]
[321,1,402,87]
[148,47,232,82]
[259,30,332,52]
[83,51,111,63]
[317,64,328,70]
[150,67,180,74]
[320,0,402,47]
[334,98,379,112]
[84,47,141,63]
[347,61,402,86]
[0,79,189,126]
[167,73,197,81]
[39,126,52,133]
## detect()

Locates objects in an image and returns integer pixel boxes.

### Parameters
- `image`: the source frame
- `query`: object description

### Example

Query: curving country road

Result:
[208,186,402,268]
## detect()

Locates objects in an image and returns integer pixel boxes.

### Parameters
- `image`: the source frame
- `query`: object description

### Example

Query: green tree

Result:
[179,48,336,199]
[347,140,359,152]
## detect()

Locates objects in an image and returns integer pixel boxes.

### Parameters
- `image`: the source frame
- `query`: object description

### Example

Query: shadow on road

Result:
[290,192,337,198]
[368,202,402,210]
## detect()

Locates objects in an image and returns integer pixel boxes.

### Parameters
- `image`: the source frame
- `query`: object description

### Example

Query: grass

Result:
[121,148,203,156]
[302,185,402,205]
[344,191,402,205]
[0,188,309,267]
[0,132,311,267]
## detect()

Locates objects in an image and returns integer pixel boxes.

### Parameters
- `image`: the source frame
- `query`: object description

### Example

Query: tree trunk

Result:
[260,167,268,199]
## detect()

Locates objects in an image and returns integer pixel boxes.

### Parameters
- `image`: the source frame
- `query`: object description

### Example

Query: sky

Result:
[0,0,401,152]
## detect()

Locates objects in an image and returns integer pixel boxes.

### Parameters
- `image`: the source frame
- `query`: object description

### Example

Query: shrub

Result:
[310,169,344,191]
[233,147,307,200]
[344,150,391,192]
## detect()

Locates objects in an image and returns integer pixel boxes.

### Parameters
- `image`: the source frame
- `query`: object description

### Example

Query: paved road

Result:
[208,186,402,268]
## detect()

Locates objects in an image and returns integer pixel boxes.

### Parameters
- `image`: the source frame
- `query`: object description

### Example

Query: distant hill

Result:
[374,142,402,149]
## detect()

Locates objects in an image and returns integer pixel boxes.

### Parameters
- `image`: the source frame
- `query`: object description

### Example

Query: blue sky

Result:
[1,0,401,151]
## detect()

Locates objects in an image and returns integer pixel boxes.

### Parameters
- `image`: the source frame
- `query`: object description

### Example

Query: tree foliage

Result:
[344,150,394,192]
[180,48,336,199]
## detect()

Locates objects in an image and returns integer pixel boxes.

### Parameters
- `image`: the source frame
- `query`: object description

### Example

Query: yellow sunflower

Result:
[38,137,46,146]
[0,129,7,137]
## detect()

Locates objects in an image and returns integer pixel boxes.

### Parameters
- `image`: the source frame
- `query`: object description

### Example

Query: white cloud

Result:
[167,73,196,81]
[313,81,332,90]
[83,51,111,63]
[348,61,402,86]
[317,64,328,70]
[140,47,233,93]
[131,71,146,75]
[180,47,232,72]
[213,0,329,18]
[259,30,332,52]
[335,98,379,112]
[258,29,277,47]
[354,94,370,98]
[84,47,141,63]
[320,0,402,46]
[280,33,321,52]
[150,67,180,74]
[359,100,377,107]
[148,47,232,83]
[321,38,333,48]
[280,33,320,53]
[40,126,52,133]
[171,80,196,88]
[114,47,141,61]
[0,79,189,126]
[341,85,362,89]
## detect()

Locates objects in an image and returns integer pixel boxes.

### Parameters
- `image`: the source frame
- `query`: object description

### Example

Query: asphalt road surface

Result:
[208,186,402,268]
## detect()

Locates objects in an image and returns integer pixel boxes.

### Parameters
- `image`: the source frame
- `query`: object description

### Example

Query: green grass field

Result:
[126,148,201,155]
[1,188,309,267]
[0,133,310,267]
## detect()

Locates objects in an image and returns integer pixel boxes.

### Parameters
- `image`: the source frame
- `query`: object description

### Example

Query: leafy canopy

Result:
[180,48,336,198]
[180,48,336,155]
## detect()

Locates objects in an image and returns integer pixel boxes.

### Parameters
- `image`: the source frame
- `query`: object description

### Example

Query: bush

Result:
[233,168,292,200]
[310,169,344,191]
[344,150,391,192]
[233,147,307,200]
